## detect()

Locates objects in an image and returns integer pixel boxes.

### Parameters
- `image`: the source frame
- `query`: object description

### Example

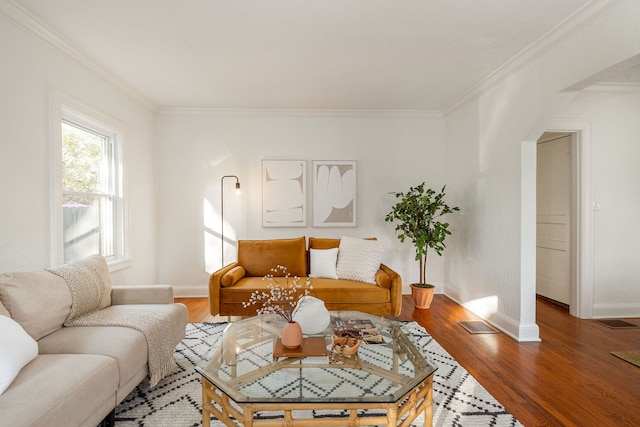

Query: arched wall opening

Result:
[445,0,640,342]
[521,54,640,334]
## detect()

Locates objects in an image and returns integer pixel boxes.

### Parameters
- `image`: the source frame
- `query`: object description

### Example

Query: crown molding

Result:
[582,82,640,92]
[4,0,623,117]
[0,0,158,112]
[157,107,443,119]
[442,0,624,117]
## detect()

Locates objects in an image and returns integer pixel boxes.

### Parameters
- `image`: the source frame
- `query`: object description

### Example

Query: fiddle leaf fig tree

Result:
[385,183,459,286]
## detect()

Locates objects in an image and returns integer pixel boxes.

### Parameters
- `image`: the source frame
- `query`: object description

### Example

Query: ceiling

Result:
[10,0,611,111]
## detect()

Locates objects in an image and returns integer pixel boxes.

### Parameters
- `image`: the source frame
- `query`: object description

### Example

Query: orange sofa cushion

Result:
[308,237,376,250]
[308,237,341,250]
[220,277,389,305]
[238,237,307,277]
[375,269,392,289]
[220,266,246,287]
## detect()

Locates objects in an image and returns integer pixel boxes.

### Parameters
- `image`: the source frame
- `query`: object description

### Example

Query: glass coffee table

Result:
[195,311,437,427]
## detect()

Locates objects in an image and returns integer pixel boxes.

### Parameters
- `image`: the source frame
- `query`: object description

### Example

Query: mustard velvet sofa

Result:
[209,237,402,318]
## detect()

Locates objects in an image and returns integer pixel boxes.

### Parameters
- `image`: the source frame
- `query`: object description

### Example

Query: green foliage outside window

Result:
[62,121,105,203]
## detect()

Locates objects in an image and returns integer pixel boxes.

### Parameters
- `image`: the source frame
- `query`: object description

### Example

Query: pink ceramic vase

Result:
[281,321,303,349]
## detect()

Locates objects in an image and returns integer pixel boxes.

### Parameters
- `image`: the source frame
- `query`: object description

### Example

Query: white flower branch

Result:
[242,265,313,323]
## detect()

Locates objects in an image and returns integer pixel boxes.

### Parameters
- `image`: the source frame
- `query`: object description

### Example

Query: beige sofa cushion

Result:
[46,254,112,323]
[0,300,9,317]
[38,326,148,391]
[111,285,175,305]
[0,270,71,340]
[0,354,118,427]
[238,237,307,277]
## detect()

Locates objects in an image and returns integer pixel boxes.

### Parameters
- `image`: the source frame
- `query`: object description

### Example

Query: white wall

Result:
[445,0,640,340]
[4,0,640,339]
[554,87,640,317]
[0,16,158,284]
[155,111,447,296]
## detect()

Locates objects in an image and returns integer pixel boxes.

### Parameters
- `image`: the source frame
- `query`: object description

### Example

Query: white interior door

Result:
[536,133,572,305]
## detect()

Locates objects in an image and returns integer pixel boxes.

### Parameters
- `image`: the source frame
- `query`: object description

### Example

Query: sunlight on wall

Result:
[203,197,222,274]
[203,151,238,274]
[462,295,499,319]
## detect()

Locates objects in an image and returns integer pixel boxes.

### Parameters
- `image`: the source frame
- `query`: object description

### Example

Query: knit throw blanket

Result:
[47,259,175,387]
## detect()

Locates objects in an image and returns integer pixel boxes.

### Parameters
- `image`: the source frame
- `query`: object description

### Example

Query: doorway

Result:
[536,132,574,308]
[533,119,593,320]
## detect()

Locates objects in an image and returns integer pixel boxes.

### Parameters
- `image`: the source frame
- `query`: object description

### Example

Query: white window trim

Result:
[50,91,131,271]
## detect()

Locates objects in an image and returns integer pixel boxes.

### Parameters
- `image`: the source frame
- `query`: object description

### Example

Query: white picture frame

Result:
[313,160,356,227]
[262,160,306,227]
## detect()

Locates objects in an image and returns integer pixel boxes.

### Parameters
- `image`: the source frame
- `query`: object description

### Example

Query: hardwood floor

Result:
[176,295,640,427]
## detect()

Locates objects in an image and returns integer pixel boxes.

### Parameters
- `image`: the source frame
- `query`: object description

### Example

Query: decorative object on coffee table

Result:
[242,265,312,349]
[293,295,330,334]
[331,318,383,344]
[280,320,303,348]
[273,336,328,361]
[385,183,459,308]
[329,330,362,363]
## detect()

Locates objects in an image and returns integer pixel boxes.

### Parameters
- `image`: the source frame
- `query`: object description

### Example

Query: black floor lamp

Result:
[220,175,240,267]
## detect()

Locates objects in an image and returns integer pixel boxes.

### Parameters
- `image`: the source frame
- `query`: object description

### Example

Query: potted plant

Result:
[385,183,459,309]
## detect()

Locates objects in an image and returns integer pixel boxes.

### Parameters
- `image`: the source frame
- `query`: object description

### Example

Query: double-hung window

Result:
[52,94,128,266]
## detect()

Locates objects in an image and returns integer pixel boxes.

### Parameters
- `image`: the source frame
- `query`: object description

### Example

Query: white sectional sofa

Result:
[0,256,188,427]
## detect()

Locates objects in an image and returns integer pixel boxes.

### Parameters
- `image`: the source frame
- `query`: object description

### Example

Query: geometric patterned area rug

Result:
[115,322,523,426]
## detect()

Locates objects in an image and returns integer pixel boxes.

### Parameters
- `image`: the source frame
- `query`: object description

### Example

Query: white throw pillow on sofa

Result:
[336,236,386,285]
[309,248,339,279]
[0,316,38,395]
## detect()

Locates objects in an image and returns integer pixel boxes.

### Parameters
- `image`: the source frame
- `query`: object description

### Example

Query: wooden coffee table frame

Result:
[202,375,433,427]
[197,313,435,427]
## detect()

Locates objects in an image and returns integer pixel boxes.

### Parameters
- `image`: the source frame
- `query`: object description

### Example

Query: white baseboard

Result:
[444,289,541,342]
[173,286,208,298]
[591,303,640,318]
[488,311,541,342]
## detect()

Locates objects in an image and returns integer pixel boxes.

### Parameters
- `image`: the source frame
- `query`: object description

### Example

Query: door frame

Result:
[540,119,593,318]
